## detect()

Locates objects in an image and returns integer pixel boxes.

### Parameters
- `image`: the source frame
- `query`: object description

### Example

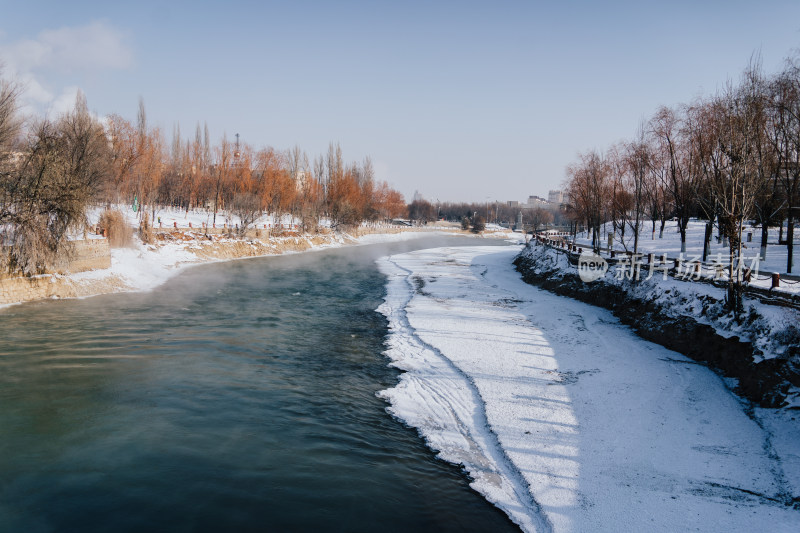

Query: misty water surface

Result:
[0,236,519,532]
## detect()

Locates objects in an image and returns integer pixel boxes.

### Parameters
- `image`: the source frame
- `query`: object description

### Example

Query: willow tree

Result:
[3,91,111,274]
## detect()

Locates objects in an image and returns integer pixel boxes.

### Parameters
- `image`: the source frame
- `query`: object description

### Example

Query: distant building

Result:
[548,190,564,204]
[507,200,519,208]
[525,195,549,209]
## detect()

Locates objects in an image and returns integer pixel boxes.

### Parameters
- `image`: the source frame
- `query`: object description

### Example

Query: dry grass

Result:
[97,210,133,248]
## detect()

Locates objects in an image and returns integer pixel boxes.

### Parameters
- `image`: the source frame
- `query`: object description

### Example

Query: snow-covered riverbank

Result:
[377,245,799,532]
[0,228,504,309]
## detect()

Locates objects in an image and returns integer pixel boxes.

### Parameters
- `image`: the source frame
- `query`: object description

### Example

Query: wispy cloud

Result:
[50,85,82,116]
[0,20,133,115]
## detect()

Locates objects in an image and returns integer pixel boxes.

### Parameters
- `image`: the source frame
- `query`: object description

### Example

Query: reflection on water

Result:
[0,237,519,532]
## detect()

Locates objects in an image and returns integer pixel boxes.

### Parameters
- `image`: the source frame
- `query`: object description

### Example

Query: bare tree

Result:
[768,57,800,273]
[212,134,232,227]
[0,71,22,160]
[408,199,435,225]
[709,66,765,313]
[650,106,698,254]
[606,143,628,245]
[2,91,111,274]
[230,192,262,236]
[527,206,553,232]
[625,126,650,254]
[565,150,609,251]
[685,100,722,261]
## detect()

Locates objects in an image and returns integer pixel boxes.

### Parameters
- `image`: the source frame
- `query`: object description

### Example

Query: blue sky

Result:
[2,1,799,202]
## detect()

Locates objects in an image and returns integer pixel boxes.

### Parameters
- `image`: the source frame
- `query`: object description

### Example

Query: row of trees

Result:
[105,103,407,234]
[0,74,407,274]
[564,53,800,312]
[409,198,567,230]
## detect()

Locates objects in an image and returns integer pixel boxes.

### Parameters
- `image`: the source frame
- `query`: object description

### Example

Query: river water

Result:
[0,236,519,532]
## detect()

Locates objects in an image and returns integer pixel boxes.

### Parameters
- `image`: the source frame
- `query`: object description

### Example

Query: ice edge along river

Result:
[376,245,799,533]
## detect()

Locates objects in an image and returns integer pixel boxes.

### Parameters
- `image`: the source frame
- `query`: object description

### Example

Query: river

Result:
[0,236,519,533]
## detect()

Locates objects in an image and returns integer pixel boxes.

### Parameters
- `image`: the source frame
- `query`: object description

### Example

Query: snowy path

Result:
[377,246,799,532]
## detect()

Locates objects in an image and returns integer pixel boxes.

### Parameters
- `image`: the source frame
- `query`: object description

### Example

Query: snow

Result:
[565,221,800,295]
[84,205,433,233]
[70,242,199,291]
[377,245,799,532]
[86,205,311,231]
[519,244,800,367]
[574,219,800,277]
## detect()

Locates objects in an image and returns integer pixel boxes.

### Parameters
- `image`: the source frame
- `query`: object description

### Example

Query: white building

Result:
[525,195,549,209]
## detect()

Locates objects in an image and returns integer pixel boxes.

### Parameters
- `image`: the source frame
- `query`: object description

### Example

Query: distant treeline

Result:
[407,199,568,229]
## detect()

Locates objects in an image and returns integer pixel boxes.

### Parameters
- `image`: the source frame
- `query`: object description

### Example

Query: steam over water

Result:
[0,237,518,532]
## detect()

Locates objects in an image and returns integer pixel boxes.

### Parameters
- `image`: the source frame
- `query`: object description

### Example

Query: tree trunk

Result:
[727,242,743,315]
[212,189,219,227]
[680,225,687,255]
[788,213,795,274]
[760,223,769,262]
[702,221,713,262]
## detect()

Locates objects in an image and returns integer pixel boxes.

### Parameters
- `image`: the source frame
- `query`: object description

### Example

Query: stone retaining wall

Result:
[0,275,59,306]
[0,239,111,305]
[57,239,111,274]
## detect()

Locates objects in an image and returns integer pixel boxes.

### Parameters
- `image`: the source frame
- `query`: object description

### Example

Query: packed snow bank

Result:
[69,242,199,292]
[378,245,799,532]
